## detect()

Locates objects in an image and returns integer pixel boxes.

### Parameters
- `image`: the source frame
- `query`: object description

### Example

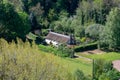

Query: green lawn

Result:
[39,45,120,77]
[58,58,92,75]
[40,50,92,76]
[77,52,120,61]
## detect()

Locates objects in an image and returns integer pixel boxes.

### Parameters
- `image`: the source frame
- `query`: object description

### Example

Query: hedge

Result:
[74,42,97,52]
[38,45,71,57]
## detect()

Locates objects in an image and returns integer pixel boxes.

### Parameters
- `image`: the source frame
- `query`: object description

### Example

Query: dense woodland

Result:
[0,0,120,80]
[0,0,120,49]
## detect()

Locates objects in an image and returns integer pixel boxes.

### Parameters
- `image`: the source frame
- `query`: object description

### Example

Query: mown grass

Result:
[39,45,92,76]
[56,57,92,76]
[77,52,120,61]
[39,51,92,76]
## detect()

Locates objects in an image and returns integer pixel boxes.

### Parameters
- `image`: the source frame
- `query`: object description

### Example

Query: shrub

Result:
[0,38,72,80]
[73,69,90,80]
[99,69,120,80]
[92,59,120,80]
[74,42,97,52]
[39,44,72,57]
[85,24,103,40]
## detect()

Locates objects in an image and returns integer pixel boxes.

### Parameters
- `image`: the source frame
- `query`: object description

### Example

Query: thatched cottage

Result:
[45,32,76,47]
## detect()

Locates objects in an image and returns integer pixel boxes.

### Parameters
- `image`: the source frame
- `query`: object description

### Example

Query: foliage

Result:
[1,0,120,45]
[99,69,120,80]
[74,42,97,52]
[76,0,119,25]
[3,0,23,11]
[39,45,92,76]
[73,69,90,80]
[39,44,73,57]
[57,44,74,58]
[29,2,44,27]
[93,59,116,80]
[80,37,87,43]
[29,12,38,30]
[93,59,105,79]
[17,12,31,39]
[0,38,73,80]
[85,24,104,40]
[0,3,30,41]
[50,15,85,37]
[100,8,120,49]
[50,16,74,34]
[26,32,38,40]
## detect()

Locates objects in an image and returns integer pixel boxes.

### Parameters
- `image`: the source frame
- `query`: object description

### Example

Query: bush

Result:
[0,3,30,41]
[73,69,90,80]
[74,42,97,52]
[92,59,120,80]
[85,24,103,40]
[99,69,120,80]
[0,38,72,80]
[39,44,73,57]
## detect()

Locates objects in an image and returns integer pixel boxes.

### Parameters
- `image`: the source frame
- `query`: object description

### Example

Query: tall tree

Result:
[29,12,39,31]
[22,0,29,13]
[0,3,30,41]
[100,8,120,49]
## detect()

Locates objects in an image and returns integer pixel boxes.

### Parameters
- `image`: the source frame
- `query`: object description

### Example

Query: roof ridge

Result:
[50,32,70,39]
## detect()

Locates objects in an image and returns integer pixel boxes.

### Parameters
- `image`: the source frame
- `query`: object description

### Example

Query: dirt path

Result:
[79,49,105,54]
[74,54,92,61]
[74,49,105,61]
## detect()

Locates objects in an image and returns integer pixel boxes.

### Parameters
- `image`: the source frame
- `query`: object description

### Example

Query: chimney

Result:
[67,34,76,45]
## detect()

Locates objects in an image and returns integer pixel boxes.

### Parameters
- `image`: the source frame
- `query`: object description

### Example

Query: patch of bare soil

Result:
[112,60,120,72]
[80,49,105,54]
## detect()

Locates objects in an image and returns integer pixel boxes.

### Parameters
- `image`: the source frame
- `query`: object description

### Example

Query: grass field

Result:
[39,45,120,77]
[58,58,92,75]
[39,45,92,76]
[44,53,92,76]
[77,52,120,61]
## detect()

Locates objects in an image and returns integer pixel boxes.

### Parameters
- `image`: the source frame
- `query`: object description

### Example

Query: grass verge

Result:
[77,52,120,61]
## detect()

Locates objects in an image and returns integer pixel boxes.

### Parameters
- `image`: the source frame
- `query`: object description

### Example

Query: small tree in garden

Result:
[85,24,104,40]
[85,24,104,49]
[57,44,72,57]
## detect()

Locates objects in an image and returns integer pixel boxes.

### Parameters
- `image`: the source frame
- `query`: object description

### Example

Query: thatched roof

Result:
[46,32,70,43]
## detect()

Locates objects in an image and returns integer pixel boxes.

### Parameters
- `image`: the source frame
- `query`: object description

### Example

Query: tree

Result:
[29,3,44,20]
[76,0,119,25]
[22,0,29,13]
[85,24,104,40]
[29,12,38,31]
[0,38,73,80]
[93,59,113,80]
[17,12,31,39]
[100,8,120,49]
[5,0,23,12]
[50,16,74,34]
[0,3,30,41]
